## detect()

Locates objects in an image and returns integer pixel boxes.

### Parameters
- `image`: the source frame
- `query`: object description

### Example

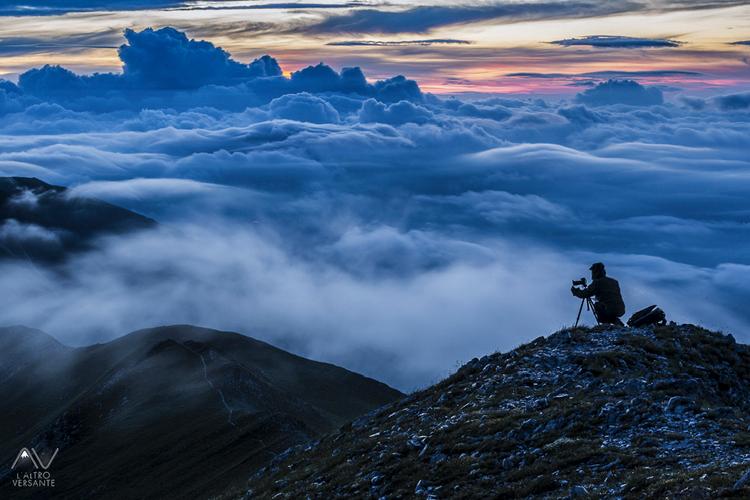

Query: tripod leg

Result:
[589,298,601,325]
[574,297,585,328]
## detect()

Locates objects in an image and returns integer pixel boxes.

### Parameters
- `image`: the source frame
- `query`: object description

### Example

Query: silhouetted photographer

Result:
[571,262,625,326]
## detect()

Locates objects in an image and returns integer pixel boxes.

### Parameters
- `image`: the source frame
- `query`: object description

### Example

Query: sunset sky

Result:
[1,0,749,94]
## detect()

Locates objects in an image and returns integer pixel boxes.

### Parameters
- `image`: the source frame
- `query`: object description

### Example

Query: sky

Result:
[0,2,749,391]
[0,1,748,94]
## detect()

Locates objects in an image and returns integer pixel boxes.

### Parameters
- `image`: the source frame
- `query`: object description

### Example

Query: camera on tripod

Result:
[572,277,587,287]
[572,276,600,327]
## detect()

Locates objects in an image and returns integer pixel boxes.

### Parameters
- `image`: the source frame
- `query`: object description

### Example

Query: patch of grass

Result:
[732,432,750,448]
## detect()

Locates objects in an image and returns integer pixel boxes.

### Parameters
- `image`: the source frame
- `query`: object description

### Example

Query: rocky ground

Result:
[242,324,750,499]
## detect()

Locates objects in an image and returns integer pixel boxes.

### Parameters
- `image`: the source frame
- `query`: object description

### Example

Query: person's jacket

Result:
[572,276,625,317]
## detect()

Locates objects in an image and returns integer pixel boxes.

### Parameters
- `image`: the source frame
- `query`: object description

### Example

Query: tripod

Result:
[574,296,600,328]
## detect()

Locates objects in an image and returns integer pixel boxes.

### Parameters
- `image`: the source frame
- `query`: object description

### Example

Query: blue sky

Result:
[0,7,749,389]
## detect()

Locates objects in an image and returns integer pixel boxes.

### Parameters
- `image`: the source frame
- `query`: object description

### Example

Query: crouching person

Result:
[571,262,626,325]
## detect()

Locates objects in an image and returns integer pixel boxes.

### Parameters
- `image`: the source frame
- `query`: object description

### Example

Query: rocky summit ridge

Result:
[244,324,750,499]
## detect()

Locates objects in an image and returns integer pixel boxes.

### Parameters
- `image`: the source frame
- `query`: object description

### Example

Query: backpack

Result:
[627,305,666,328]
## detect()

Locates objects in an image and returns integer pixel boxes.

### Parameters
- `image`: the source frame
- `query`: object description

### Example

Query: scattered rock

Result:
[414,479,435,496]
[407,436,425,448]
[664,396,695,414]
[570,485,589,497]
[734,469,750,490]
[247,325,750,499]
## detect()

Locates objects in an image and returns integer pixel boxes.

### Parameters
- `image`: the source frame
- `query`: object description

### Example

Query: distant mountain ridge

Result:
[0,325,403,499]
[248,324,750,499]
[0,176,155,261]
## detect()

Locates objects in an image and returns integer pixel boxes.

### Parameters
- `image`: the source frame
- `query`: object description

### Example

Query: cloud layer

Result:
[327,39,472,47]
[575,79,664,106]
[0,27,749,390]
[551,35,681,48]
[0,0,187,15]
[302,3,638,35]
[12,27,422,113]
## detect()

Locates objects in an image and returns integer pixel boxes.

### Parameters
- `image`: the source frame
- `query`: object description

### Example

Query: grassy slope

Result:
[247,324,750,499]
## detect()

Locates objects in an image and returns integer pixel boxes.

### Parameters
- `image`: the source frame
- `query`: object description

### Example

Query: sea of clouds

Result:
[1,27,748,389]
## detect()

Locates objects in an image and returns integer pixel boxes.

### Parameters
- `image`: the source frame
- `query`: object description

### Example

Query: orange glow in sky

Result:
[0,1,748,94]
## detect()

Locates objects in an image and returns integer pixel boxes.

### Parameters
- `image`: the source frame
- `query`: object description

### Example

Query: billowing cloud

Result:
[118,27,282,89]
[18,27,283,95]
[575,79,664,106]
[679,95,706,110]
[0,26,749,389]
[269,92,341,123]
[0,219,65,259]
[0,223,745,391]
[13,28,423,112]
[551,35,681,48]
[0,2,744,97]
[714,92,750,110]
[358,99,433,125]
[0,219,61,244]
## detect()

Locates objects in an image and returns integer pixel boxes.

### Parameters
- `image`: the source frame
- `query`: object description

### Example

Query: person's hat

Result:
[589,262,605,271]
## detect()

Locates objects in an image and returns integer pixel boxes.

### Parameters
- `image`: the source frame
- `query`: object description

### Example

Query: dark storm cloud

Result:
[551,35,682,48]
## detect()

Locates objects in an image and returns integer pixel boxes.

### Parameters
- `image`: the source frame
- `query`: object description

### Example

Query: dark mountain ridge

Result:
[0,325,402,499]
[0,176,155,261]
[247,324,750,499]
